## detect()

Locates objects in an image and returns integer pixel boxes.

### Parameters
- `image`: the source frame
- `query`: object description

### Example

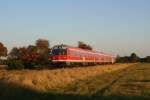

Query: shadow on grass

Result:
[0,80,149,100]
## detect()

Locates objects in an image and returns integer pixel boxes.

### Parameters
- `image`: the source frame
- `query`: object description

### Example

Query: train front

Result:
[51,45,68,65]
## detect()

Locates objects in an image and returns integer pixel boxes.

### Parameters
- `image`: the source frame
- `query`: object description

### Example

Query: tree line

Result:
[0,39,150,69]
[78,43,150,63]
[116,53,150,63]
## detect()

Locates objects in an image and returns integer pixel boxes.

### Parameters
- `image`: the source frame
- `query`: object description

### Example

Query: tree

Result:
[129,53,139,62]
[78,41,92,50]
[8,39,51,69]
[140,57,147,62]
[18,47,27,58]
[116,56,130,63]
[9,47,28,60]
[146,56,150,63]
[116,55,121,63]
[35,39,50,65]
[0,42,7,57]
[36,39,49,49]
[9,47,19,59]
[26,45,37,55]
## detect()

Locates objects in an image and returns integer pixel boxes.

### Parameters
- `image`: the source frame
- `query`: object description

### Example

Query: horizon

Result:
[0,0,150,57]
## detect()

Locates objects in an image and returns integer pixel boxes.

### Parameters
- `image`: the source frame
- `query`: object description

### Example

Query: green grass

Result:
[0,63,150,100]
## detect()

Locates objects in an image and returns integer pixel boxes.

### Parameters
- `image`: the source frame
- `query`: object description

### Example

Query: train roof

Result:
[53,44,116,57]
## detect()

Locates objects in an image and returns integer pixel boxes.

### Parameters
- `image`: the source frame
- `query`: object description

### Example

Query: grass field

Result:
[0,63,150,100]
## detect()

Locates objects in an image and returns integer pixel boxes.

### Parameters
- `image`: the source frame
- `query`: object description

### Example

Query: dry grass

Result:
[0,64,131,92]
[57,63,150,99]
[0,65,7,69]
[1,63,149,100]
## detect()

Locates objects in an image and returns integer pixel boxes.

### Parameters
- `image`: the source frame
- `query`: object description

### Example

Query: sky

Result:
[0,0,150,57]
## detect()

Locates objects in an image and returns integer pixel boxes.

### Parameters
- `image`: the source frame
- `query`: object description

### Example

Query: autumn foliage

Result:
[0,42,7,64]
[8,39,50,69]
[78,41,92,50]
[0,42,7,57]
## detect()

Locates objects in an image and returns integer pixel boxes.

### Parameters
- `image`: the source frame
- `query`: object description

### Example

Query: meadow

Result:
[0,63,149,100]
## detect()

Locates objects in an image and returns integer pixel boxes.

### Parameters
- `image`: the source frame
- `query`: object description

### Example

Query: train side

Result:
[51,45,116,66]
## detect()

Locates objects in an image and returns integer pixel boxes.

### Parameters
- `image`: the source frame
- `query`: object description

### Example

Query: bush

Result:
[7,59,25,70]
[146,56,150,63]
[0,60,7,65]
[23,61,35,69]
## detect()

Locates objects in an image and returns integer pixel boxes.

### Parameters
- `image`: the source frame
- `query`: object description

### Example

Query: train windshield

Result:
[52,45,67,55]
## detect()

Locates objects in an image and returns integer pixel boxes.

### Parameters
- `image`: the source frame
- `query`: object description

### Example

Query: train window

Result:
[52,49,67,56]
[52,49,60,55]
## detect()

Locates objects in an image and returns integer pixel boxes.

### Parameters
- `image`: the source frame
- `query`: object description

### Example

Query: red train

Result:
[51,44,116,66]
